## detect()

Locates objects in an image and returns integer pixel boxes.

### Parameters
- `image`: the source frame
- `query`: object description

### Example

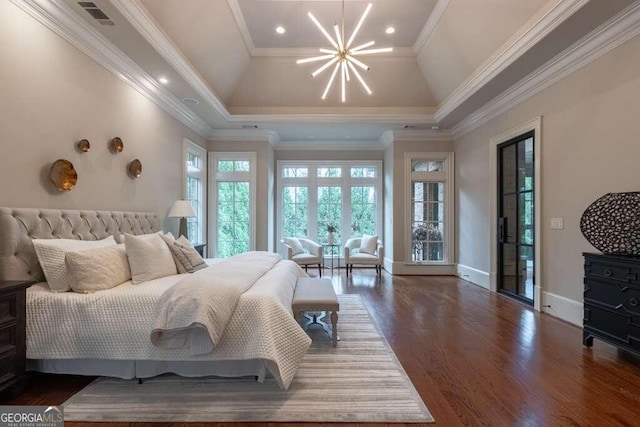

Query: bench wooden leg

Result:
[331,310,338,347]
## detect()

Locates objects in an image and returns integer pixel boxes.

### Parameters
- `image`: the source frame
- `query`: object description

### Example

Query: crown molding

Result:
[377,129,453,147]
[412,0,450,54]
[435,0,588,123]
[226,113,436,124]
[274,139,385,151]
[451,1,640,140]
[10,0,213,137]
[391,129,453,142]
[112,0,232,122]
[227,0,255,53]
[208,129,281,145]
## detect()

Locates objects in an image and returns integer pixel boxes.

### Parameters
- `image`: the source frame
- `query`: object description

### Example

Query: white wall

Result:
[0,1,205,233]
[455,34,640,322]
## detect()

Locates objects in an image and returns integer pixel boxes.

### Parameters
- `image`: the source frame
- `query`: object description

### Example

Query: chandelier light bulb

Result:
[297,2,393,102]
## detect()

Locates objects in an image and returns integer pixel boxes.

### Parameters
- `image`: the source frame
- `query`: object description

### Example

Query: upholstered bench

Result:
[292,277,339,347]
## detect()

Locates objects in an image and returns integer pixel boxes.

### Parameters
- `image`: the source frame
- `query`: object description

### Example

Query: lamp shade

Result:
[168,200,196,218]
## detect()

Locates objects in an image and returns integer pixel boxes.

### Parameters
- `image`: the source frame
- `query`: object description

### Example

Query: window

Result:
[183,140,206,245]
[278,161,382,250]
[209,152,256,258]
[406,153,454,264]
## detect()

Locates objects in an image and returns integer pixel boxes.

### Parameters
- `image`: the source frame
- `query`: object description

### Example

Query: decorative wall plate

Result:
[110,137,124,154]
[77,139,90,153]
[49,159,78,192]
[128,159,142,178]
[580,192,640,255]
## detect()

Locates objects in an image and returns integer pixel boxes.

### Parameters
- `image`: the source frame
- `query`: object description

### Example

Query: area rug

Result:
[63,294,433,423]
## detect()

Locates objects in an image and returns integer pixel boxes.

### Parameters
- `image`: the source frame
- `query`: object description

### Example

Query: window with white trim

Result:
[406,153,454,264]
[209,152,256,258]
[183,140,206,245]
[278,161,382,250]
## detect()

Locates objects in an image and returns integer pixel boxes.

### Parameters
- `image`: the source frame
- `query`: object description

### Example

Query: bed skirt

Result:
[28,358,268,381]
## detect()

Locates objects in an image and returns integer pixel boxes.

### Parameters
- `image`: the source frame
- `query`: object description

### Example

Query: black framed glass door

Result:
[497,131,535,304]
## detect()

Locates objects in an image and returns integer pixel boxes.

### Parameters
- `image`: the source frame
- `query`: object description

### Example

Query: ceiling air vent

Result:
[78,1,114,26]
[403,125,417,129]
[242,125,259,129]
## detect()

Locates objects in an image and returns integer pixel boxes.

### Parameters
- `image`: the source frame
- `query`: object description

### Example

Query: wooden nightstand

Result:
[0,280,33,398]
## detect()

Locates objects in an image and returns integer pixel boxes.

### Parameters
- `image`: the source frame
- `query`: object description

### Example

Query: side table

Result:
[0,280,34,398]
[323,244,341,270]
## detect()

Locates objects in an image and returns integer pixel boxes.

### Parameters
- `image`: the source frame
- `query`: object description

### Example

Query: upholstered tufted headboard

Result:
[0,207,160,282]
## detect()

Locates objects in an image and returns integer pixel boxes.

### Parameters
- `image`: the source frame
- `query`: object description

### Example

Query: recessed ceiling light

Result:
[276,26,286,34]
[385,26,396,35]
[158,76,169,85]
[431,126,440,130]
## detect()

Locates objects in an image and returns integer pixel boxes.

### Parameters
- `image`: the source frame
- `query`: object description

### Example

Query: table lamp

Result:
[168,200,196,239]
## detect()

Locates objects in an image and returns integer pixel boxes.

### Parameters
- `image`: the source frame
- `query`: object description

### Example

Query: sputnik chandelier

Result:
[296,1,393,102]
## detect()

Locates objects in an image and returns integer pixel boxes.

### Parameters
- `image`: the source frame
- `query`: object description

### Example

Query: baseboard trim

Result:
[389,262,455,275]
[542,291,583,326]
[456,264,490,289]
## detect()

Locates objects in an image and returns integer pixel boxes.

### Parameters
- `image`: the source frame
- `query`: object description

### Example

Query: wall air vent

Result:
[78,1,114,26]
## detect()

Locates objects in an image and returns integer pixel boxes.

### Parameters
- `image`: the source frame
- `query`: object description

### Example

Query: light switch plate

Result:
[550,218,564,230]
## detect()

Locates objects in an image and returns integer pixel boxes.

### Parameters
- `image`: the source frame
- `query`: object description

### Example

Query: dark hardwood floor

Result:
[5,270,640,426]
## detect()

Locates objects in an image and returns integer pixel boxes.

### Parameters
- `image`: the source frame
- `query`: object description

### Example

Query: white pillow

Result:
[359,234,379,255]
[66,244,131,293]
[125,233,177,284]
[33,236,117,293]
[283,237,305,255]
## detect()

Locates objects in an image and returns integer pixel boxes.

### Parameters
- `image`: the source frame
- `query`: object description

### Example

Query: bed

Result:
[0,207,311,389]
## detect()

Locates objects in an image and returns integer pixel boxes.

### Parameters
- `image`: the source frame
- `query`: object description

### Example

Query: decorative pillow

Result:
[66,244,131,293]
[159,232,196,274]
[33,236,117,293]
[169,241,208,273]
[359,234,379,255]
[284,237,305,255]
[124,233,177,284]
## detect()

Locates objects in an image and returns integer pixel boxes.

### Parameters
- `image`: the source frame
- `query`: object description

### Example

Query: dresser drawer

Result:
[0,324,17,355]
[584,303,640,351]
[0,350,18,386]
[584,257,640,285]
[584,278,640,317]
[0,292,17,327]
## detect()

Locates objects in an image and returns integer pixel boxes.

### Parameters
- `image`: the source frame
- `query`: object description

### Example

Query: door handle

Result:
[498,217,507,243]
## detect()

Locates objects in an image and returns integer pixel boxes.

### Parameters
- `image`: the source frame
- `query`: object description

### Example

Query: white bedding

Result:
[27,258,311,389]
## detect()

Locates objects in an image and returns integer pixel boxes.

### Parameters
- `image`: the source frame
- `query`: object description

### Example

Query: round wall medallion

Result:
[77,139,90,153]
[580,192,640,255]
[110,137,124,154]
[49,159,78,192]
[128,159,142,178]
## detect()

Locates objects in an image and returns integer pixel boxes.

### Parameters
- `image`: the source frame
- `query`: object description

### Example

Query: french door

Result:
[497,131,535,304]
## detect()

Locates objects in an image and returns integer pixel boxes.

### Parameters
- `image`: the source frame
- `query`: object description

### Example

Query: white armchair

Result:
[281,238,324,277]
[344,238,384,276]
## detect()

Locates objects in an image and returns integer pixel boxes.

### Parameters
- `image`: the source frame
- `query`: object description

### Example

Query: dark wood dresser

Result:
[583,253,640,357]
[0,280,33,397]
